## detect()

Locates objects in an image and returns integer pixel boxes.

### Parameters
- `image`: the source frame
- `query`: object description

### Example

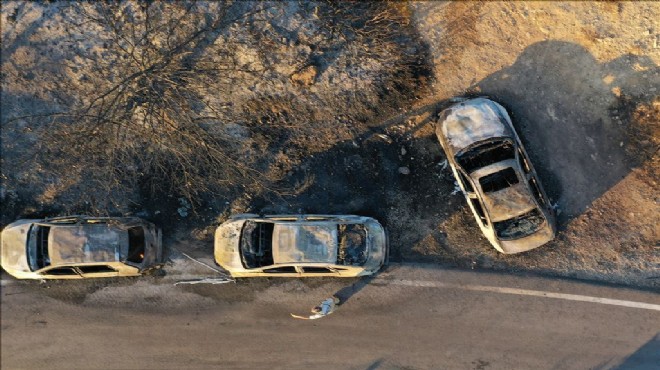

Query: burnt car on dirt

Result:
[1,216,163,279]
[214,214,388,277]
[435,97,556,253]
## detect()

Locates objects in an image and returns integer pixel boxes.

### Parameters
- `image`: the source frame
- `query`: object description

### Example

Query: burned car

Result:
[435,97,556,253]
[214,214,388,277]
[1,216,162,279]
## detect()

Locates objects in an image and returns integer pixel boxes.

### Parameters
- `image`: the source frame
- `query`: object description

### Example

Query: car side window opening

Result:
[528,177,547,206]
[42,267,78,276]
[457,170,475,193]
[78,265,117,274]
[263,266,296,273]
[456,140,515,173]
[302,267,334,273]
[127,226,146,264]
[304,216,331,221]
[517,148,531,173]
[47,218,79,224]
[240,221,275,269]
[470,198,488,225]
[479,167,519,193]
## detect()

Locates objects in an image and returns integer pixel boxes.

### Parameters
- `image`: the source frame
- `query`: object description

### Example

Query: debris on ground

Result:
[291,296,340,320]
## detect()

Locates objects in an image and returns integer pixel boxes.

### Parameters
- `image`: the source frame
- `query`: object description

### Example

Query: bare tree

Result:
[25,1,272,212]
[2,1,433,218]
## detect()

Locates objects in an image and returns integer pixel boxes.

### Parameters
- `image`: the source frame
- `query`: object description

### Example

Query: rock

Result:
[290,65,318,86]
[398,166,411,175]
[400,147,407,155]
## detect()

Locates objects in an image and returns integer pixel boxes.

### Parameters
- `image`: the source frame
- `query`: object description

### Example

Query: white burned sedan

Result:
[436,97,556,253]
[1,216,162,279]
[215,214,388,277]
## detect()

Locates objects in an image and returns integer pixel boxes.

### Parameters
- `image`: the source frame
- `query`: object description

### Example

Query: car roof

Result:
[471,161,538,222]
[439,98,514,154]
[271,223,338,264]
[47,224,129,265]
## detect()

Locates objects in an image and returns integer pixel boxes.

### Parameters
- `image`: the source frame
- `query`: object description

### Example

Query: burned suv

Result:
[214,214,388,277]
[1,216,162,279]
[436,98,556,253]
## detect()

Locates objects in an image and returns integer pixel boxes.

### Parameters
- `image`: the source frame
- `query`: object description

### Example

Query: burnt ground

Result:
[1,1,659,296]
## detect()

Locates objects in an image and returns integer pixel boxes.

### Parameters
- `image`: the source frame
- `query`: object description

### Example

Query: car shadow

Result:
[605,332,660,370]
[331,274,377,306]
[473,40,658,226]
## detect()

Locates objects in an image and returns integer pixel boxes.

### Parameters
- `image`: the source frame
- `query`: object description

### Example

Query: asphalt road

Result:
[2,265,659,370]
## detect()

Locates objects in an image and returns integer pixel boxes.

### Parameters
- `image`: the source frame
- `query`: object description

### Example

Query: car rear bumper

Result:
[497,223,556,254]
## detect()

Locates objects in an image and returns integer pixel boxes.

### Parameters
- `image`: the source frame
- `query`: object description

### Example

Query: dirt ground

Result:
[1,1,659,289]
[402,2,660,287]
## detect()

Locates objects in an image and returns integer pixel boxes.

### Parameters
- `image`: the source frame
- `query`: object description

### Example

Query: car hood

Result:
[48,225,129,265]
[440,98,513,154]
[214,220,246,271]
[1,220,34,273]
[272,224,338,264]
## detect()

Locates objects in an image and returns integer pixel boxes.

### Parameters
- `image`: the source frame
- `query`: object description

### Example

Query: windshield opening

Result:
[32,225,51,270]
[456,139,515,173]
[479,167,519,193]
[337,224,368,266]
[494,209,545,239]
[127,226,145,264]
[240,221,274,269]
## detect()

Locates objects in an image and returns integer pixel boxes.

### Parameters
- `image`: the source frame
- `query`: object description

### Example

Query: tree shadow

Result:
[473,40,659,226]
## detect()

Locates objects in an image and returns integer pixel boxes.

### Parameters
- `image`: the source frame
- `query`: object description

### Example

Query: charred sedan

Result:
[215,214,388,277]
[436,98,556,253]
[1,216,163,279]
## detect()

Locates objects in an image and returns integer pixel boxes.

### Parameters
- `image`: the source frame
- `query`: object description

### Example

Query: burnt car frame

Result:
[214,214,388,277]
[435,97,556,253]
[1,216,163,279]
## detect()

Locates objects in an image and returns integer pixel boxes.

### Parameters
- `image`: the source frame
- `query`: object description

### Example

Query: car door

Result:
[454,166,492,232]
[516,146,552,212]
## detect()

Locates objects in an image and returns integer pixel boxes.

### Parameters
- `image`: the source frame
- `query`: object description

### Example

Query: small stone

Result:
[398,166,411,175]
[400,147,407,155]
[290,65,318,86]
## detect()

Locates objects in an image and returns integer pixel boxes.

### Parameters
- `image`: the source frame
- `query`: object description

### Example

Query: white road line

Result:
[378,279,660,312]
